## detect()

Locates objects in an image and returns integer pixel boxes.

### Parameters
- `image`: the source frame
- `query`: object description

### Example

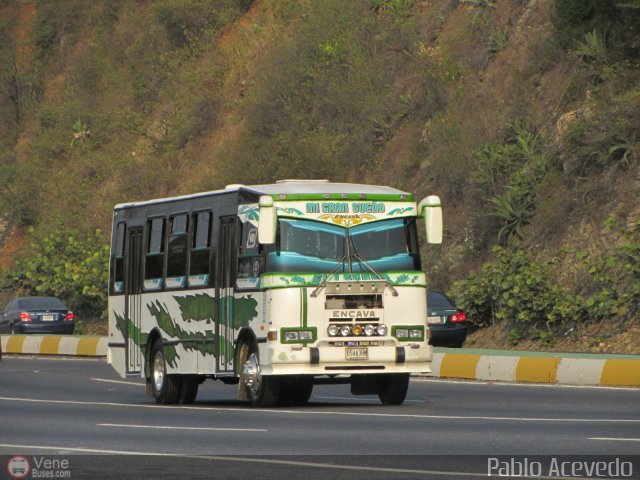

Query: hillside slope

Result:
[0,0,638,352]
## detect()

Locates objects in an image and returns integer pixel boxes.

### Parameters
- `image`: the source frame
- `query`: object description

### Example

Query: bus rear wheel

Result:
[377,373,410,406]
[241,343,279,408]
[179,375,199,404]
[150,339,181,404]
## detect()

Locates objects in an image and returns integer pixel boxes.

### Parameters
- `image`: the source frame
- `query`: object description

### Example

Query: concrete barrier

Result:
[1,335,639,387]
[431,348,640,388]
[1,335,107,357]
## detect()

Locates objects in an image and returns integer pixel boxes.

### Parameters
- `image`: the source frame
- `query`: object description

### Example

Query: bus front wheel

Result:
[377,373,409,406]
[241,343,279,408]
[150,339,181,404]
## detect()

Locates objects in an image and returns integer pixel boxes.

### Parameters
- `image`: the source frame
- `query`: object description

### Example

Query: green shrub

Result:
[585,217,640,320]
[575,28,607,63]
[473,119,556,243]
[449,246,585,331]
[489,187,534,243]
[487,30,508,56]
[2,227,109,319]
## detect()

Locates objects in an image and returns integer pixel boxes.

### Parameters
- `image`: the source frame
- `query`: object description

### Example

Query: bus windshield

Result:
[266,218,420,273]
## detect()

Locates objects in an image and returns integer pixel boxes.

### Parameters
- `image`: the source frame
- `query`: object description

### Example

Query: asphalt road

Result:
[0,357,638,479]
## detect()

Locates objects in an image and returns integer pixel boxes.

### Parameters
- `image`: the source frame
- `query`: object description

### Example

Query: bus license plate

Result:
[42,315,54,321]
[345,347,368,361]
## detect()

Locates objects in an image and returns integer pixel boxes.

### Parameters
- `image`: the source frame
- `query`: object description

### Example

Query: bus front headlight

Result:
[339,325,351,337]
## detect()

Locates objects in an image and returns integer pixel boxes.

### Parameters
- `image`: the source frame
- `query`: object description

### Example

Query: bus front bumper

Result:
[262,343,432,375]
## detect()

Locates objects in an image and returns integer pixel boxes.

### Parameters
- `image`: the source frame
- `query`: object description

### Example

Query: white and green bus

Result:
[108,180,443,407]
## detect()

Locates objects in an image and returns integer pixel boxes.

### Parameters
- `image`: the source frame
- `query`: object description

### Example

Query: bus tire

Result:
[377,373,409,406]
[179,375,199,404]
[150,339,181,404]
[279,376,313,405]
[242,342,279,408]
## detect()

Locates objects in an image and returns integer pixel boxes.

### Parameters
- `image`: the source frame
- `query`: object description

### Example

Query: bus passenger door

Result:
[218,217,237,373]
[125,228,143,375]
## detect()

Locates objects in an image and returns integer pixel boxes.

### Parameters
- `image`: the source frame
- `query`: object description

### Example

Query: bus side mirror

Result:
[418,195,443,244]
[258,196,277,244]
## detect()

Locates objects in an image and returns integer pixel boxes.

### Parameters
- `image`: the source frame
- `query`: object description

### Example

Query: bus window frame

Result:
[188,209,213,288]
[235,219,263,291]
[110,221,127,295]
[144,216,166,291]
[165,212,189,289]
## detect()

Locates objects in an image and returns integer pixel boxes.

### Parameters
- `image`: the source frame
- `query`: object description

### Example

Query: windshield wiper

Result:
[348,236,399,297]
[310,254,346,298]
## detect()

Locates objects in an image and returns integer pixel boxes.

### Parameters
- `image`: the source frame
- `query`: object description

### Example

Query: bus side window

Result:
[166,214,188,288]
[144,217,165,290]
[189,211,212,287]
[111,222,126,294]
[236,221,262,290]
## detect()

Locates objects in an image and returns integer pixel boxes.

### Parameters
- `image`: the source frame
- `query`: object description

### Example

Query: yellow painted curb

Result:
[77,337,100,356]
[439,353,481,379]
[515,357,560,383]
[600,359,640,387]
[6,335,27,354]
[40,336,62,355]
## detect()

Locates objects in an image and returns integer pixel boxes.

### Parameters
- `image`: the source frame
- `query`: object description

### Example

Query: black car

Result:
[427,290,467,348]
[1,297,75,335]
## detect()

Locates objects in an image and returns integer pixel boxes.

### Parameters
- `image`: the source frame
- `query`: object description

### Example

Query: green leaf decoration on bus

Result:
[396,274,410,284]
[238,205,259,221]
[147,300,215,360]
[277,207,304,216]
[113,311,129,339]
[113,311,148,349]
[233,295,258,329]
[291,275,307,285]
[387,207,414,216]
[163,344,180,368]
[148,301,181,338]
[175,293,216,324]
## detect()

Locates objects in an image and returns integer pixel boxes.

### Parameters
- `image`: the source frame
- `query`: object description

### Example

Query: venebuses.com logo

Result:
[7,456,30,479]
[6,456,72,479]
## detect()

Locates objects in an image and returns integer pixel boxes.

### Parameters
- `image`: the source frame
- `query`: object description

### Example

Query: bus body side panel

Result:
[107,295,127,378]
[138,288,218,376]
[232,290,269,342]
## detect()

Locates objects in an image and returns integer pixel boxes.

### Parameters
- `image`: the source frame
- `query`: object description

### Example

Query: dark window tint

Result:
[114,223,126,287]
[167,214,188,279]
[172,214,188,235]
[17,297,66,309]
[189,211,212,280]
[145,218,165,281]
[115,223,126,258]
[237,221,263,289]
[427,291,454,308]
[192,211,211,249]
[148,218,165,254]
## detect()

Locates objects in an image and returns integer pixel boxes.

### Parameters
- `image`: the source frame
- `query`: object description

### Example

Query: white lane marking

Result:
[588,437,640,442]
[0,444,529,478]
[98,423,266,432]
[0,395,638,423]
[91,377,144,387]
[315,395,425,404]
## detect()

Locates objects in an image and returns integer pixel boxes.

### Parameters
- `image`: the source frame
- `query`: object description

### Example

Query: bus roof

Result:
[113,181,412,210]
